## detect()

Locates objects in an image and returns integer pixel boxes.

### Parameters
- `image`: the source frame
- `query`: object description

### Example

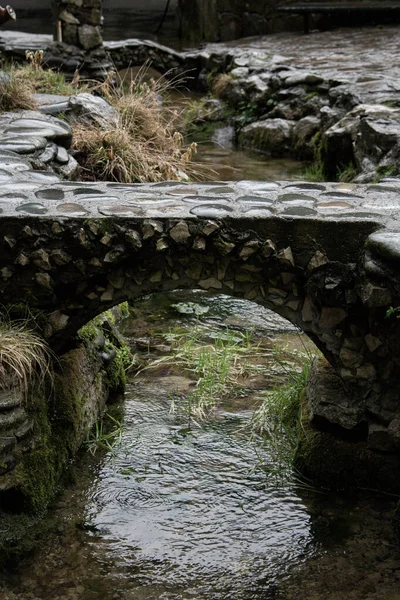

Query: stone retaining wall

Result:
[0,306,129,515]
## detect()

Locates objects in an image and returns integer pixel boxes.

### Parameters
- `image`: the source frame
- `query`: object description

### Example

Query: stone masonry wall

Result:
[51,0,103,50]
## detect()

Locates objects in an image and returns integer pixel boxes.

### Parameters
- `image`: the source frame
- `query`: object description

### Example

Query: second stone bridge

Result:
[1,159,400,452]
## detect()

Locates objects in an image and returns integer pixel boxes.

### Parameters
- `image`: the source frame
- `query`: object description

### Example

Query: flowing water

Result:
[2,292,400,600]
[194,141,306,182]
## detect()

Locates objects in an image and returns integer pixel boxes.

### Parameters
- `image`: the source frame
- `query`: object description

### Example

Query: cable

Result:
[155,0,172,33]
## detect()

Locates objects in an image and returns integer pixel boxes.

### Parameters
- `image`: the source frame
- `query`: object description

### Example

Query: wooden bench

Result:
[277,2,400,33]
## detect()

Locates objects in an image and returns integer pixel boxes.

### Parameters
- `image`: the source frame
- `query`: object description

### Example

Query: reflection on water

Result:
[84,383,315,599]
[195,142,306,182]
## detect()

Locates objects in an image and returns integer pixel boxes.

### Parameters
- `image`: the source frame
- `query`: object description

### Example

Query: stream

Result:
[2,292,400,600]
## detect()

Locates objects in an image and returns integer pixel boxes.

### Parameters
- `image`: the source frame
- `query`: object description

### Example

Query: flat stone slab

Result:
[35,94,71,106]
[0,30,52,52]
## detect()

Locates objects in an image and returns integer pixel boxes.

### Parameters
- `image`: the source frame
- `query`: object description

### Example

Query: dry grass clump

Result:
[0,50,84,112]
[22,49,83,95]
[212,73,232,99]
[0,67,38,111]
[73,78,202,183]
[0,319,53,396]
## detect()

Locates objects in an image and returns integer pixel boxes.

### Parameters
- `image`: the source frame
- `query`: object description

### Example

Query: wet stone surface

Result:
[0,156,396,227]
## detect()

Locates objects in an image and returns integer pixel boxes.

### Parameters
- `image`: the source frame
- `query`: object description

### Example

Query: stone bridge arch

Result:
[2,178,400,451]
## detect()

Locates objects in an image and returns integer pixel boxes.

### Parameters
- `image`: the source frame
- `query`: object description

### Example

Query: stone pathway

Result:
[183,26,400,182]
[1,25,399,102]
[200,26,400,105]
[0,154,398,226]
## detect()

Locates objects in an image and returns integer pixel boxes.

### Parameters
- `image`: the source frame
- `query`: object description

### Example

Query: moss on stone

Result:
[78,306,133,397]
[1,358,89,515]
[0,395,61,514]
[119,301,130,318]
[0,304,132,521]
[105,346,127,394]
[77,320,100,343]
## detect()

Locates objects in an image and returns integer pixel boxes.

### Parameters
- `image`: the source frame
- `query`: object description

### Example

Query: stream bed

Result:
[1,292,400,600]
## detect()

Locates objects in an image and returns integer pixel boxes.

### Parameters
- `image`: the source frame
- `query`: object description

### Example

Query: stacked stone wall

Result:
[51,0,103,49]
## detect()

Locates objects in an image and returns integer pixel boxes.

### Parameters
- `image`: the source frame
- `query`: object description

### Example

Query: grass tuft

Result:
[0,66,38,111]
[303,161,325,182]
[0,61,85,112]
[249,350,312,484]
[139,326,272,424]
[85,413,123,455]
[212,73,232,99]
[0,318,53,396]
[337,162,357,182]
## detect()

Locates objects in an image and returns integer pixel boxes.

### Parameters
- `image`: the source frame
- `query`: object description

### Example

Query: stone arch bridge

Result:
[1,156,400,449]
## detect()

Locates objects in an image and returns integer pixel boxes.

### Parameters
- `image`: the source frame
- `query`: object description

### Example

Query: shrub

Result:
[212,73,232,99]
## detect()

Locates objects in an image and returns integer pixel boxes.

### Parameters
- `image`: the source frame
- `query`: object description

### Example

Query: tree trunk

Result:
[51,0,104,49]
[179,0,218,42]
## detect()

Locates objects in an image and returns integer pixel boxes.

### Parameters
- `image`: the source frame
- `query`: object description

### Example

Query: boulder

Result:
[319,109,359,179]
[191,98,225,123]
[241,73,272,104]
[321,103,400,180]
[319,105,345,132]
[281,70,324,87]
[293,115,320,159]
[239,118,295,155]
[68,93,119,128]
[78,24,103,50]
[307,357,365,430]
[354,106,400,175]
